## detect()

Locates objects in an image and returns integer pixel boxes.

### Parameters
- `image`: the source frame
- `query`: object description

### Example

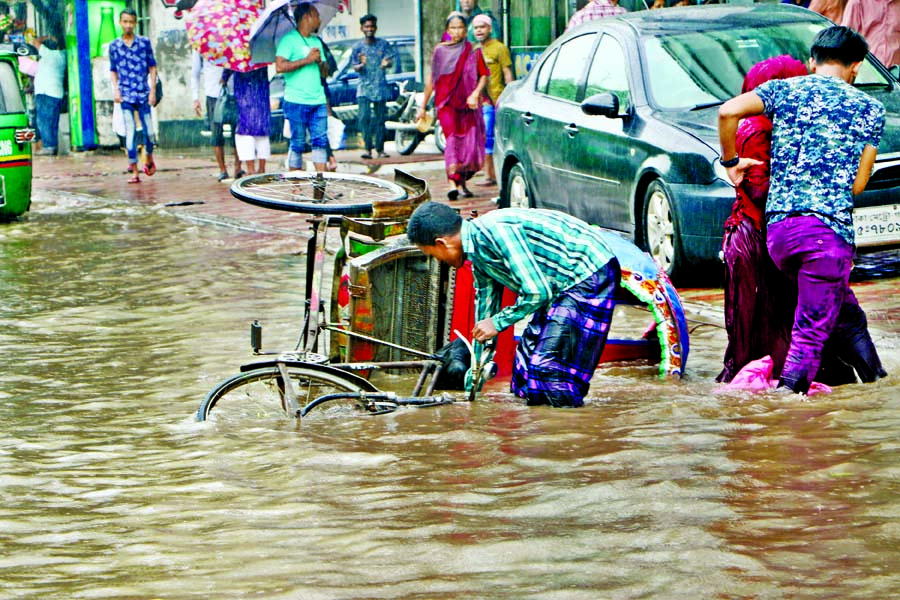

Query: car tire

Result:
[642,179,683,279]
[395,129,421,155]
[501,163,532,210]
[434,121,446,153]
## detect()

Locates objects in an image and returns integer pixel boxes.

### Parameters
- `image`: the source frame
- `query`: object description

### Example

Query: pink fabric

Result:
[722,356,832,395]
[471,14,492,28]
[842,0,900,67]
[724,55,807,232]
[431,39,488,184]
[567,0,626,30]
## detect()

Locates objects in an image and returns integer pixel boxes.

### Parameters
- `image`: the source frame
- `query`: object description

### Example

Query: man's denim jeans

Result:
[35,94,63,151]
[121,100,154,164]
[283,101,327,168]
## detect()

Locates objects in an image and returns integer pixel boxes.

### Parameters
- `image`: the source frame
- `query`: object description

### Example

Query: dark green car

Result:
[0,45,34,221]
[494,4,900,281]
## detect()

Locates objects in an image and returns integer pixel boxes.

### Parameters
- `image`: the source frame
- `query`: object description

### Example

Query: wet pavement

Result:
[33,140,498,238]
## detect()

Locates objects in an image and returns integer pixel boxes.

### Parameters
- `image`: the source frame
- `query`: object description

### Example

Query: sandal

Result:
[234,169,247,179]
[143,159,156,176]
[127,175,141,184]
[461,187,474,198]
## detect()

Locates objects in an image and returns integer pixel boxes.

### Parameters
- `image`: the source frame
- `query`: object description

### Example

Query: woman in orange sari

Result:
[418,12,489,200]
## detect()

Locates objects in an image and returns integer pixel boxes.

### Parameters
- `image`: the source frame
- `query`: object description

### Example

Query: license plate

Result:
[853,204,900,247]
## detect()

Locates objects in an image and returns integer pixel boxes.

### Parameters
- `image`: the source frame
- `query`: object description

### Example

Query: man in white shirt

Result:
[34,34,66,156]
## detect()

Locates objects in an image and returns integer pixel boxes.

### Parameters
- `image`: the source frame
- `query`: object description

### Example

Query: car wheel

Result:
[501,163,532,210]
[434,121,446,153]
[642,180,682,278]
[395,129,420,155]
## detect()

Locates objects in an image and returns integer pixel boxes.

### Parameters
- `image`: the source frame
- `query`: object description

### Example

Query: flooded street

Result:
[2,190,900,599]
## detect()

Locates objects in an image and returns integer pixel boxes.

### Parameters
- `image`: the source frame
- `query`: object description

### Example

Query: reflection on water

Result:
[1,191,899,599]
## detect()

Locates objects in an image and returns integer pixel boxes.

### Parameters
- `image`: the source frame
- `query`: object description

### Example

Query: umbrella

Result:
[598,231,690,379]
[185,0,267,73]
[249,0,345,66]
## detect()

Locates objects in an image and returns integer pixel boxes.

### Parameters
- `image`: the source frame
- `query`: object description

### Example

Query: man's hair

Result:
[294,2,316,24]
[120,8,137,19]
[810,26,869,67]
[359,13,377,26]
[407,202,463,246]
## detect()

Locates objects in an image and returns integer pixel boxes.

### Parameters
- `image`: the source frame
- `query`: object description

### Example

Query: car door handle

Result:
[521,113,534,125]
[564,124,578,136]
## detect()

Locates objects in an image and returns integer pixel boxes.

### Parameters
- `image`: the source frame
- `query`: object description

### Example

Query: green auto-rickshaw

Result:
[0,43,34,221]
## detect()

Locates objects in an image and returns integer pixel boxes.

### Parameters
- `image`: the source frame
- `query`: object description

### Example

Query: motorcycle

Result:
[386,80,445,156]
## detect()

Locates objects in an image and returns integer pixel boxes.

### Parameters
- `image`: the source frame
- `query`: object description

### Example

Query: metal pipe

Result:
[321,324,434,359]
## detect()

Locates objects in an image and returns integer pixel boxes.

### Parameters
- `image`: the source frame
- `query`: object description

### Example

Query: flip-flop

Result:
[127,175,141,184]
[143,160,156,176]
[461,188,474,198]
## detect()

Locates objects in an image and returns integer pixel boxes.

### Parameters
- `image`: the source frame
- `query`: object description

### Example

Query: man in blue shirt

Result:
[350,14,397,159]
[275,2,328,171]
[718,26,887,394]
[109,8,158,183]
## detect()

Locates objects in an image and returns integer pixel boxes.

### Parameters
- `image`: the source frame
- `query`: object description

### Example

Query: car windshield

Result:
[643,21,893,110]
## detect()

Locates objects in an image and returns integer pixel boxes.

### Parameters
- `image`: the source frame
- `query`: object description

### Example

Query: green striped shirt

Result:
[461,209,615,332]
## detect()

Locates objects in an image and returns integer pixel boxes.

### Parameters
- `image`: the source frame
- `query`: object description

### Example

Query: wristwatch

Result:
[719,155,740,168]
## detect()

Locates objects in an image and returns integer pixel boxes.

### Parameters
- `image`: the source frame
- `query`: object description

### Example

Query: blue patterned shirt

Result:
[350,38,398,101]
[755,74,885,245]
[109,36,156,104]
[461,209,615,332]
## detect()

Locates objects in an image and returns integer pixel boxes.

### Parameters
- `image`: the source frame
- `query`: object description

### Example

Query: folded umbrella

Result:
[249,0,344,66]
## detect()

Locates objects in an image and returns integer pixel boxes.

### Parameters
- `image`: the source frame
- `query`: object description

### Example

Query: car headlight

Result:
[713,159,735,186]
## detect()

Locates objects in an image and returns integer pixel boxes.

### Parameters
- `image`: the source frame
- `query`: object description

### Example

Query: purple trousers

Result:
[767,215,854,391]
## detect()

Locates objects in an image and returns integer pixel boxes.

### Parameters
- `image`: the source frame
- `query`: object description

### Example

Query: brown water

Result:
[2,191,899,599]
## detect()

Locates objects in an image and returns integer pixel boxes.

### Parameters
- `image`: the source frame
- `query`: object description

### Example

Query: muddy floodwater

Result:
[2,190,899,599]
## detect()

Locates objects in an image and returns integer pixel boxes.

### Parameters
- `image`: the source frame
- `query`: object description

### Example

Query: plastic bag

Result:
[327,115,344,150]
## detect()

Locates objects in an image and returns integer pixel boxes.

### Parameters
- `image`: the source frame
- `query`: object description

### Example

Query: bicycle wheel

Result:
[230,172,408,215]
[197,363,378,422]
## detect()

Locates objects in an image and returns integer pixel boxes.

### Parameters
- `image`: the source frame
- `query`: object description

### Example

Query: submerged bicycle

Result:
[198,170,494,422]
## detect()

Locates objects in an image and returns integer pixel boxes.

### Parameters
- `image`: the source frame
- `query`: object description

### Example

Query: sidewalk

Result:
[32,141,500,238]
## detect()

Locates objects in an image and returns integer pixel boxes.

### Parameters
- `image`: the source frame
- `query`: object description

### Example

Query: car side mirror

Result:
[581,92,621,118]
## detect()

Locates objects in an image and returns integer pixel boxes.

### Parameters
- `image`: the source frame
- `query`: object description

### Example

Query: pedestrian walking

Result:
[351,14,397,160]
[226,67,271,175]
[457,0,501,42]
[191,50,242,181]
[32,33,66,156]
[109,8,158,184]
[418,12,489,200]
[472,14,512,187]
[718,26,888,394]
[275,2,328,172]
[407,202,620,408]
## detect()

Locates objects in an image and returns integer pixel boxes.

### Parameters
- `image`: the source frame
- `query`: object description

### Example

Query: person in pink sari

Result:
[418,12,489,200]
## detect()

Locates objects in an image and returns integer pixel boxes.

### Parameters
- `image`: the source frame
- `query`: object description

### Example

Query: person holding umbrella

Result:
[275,2,329,171]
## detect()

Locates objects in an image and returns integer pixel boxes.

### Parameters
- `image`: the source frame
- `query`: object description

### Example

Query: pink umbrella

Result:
[185,0,268,73]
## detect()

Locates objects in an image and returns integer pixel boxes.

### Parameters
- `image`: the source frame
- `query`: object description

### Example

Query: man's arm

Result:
[148,64,158,106]
[853,144,877,195]
[191,52,202,114]
[276,48,321,74]
[718,91,766,185]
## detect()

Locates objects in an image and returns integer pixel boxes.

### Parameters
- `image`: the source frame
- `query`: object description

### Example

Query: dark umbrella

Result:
[249,0,344,66]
